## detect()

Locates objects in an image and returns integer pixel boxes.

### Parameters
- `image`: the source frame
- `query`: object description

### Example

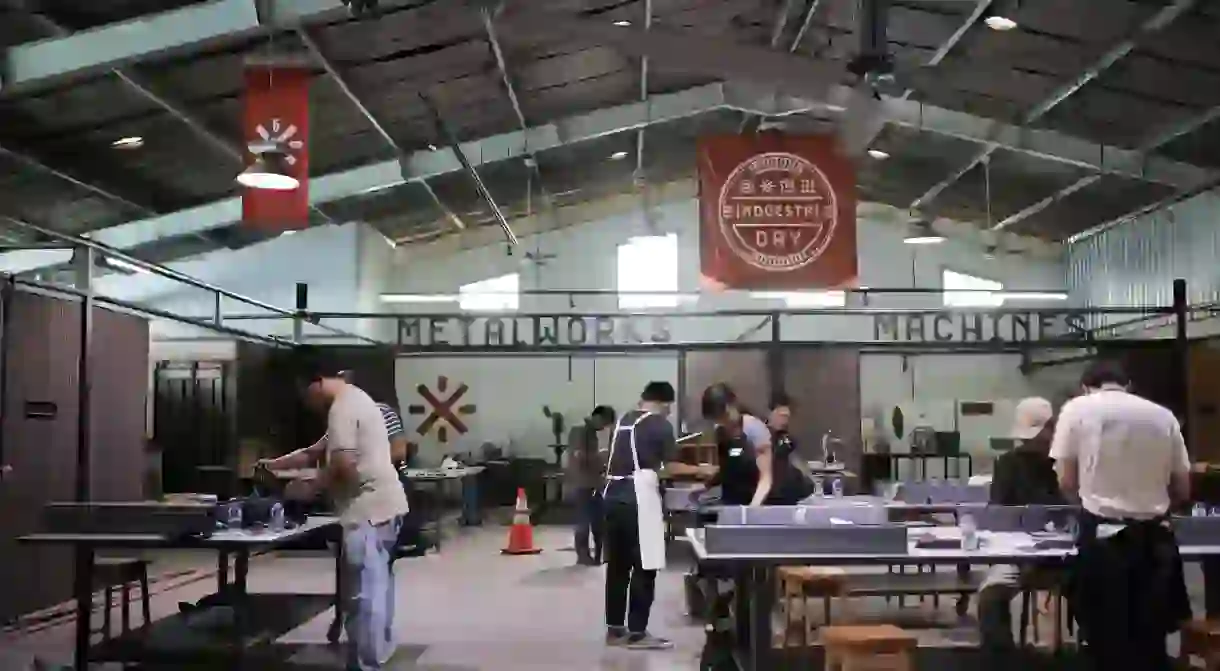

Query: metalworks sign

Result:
[871,311,1090,344]
[397,314,672,350]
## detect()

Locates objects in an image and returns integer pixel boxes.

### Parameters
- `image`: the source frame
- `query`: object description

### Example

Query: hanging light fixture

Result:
[904,220,945,245]
[984,0,1019,31]
[236,148,299,191]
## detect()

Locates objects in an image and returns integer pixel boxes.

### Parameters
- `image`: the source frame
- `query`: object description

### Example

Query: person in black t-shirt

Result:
[701,384,773,507]
[765,393,815,504]
[978,397,1066,653]
[602,381,701,650]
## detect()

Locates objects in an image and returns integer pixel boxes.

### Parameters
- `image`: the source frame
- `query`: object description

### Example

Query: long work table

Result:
[20,515,341,671]
[687,522,1220,671]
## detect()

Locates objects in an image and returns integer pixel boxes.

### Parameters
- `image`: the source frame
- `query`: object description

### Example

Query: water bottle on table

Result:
[270,502,285,531]
[960,513,979,551]
[830,476,843,498]
[226,500,243,529]
[812,475,824,498]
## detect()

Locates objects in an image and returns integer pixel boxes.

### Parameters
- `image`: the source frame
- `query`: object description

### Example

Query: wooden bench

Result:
[822,625,916,671]
[1180,619,1220,669]
[777,566,847,646]
[94,558,152,641]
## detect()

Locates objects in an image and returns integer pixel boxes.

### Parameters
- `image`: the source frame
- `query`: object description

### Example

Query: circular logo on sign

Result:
[716,152,838,272]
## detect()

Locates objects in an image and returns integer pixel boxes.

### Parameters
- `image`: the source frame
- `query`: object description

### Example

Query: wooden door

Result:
[1189,344,1220,464]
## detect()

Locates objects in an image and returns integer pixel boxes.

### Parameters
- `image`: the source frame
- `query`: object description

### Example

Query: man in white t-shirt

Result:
[262,364,408,671]
[1049,360,1190,671]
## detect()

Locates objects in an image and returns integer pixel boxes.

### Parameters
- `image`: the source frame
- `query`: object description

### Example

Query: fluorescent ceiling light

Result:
[610,150,629,160]
[904,235,946,245]
[1000,291,1068,301]
[866,148,890,160]
[984,15,1018,31]
[236,151,299,191]
[613,20,631,26]
[111,136,144,149]
[379,293,458,304]
[107,257,149,274]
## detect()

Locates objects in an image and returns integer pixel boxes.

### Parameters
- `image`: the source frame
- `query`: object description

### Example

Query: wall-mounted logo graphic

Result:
[407,376,477,443]
[716,151,838,273]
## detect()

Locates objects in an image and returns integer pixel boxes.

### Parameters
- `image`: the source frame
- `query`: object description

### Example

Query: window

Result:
[942,269,1004,307]
[459,272,519,312]
[617,234,679,309]
[750,291,846,308]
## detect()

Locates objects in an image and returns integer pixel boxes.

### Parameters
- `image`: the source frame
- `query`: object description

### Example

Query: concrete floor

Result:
[0,524,1207,670]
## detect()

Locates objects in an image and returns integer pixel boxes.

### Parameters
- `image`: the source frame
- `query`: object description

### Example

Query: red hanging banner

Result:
[242,64,311,231]
[698,133,858,290]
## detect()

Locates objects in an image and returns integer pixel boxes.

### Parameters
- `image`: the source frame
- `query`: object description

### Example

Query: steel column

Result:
[1173,278,1190,451]
[72,245,94,502]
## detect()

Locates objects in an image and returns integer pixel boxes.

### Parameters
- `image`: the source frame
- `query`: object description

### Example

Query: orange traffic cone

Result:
[501,488,542,555]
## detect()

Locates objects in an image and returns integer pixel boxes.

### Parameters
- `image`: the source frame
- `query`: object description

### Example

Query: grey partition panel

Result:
[704,524,908,556]
[782,347,862,483]
[90,308,149,502]
[1173,516,1220,545]
[680,349,770,433]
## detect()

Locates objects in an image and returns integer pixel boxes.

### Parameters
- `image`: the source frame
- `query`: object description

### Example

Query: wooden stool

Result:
[777,566,846,647]
[94,558,152,641]
[1180,618,1220,669]
[823,625,916,671]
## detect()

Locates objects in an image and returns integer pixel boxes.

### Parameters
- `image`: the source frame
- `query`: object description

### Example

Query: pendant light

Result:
[984,0,1019,31]
[237,148,299,191]
[904,220,945,245]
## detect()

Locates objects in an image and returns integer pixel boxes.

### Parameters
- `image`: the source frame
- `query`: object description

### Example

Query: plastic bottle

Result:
[830,476,844,498]
[812,475,824,498]
[1194,502,1208,518]
[226,501,243,529]
[960,513,979,551]
[270,502,285,531]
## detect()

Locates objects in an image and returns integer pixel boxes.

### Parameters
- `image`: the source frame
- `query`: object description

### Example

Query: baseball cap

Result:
[1011,397,1053,440]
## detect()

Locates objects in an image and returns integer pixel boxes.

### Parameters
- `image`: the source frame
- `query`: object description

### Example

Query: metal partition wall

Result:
[221,282,1190,475]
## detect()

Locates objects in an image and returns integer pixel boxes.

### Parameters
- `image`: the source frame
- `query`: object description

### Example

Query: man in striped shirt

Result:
[378,402,410,465]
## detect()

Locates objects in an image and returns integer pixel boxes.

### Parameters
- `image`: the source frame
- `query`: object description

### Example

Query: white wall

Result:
[94,222,394,343]
[385,198,1069,468]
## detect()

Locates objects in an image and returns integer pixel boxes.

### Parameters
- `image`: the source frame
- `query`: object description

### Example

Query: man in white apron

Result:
[601,381,688,650]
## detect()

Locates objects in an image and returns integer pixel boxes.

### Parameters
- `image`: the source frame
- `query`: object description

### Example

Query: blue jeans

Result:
[574,488,604,562]
[341,516,404,671]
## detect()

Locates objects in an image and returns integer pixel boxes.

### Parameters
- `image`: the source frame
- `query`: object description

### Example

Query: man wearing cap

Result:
[261,365,408,671]
[977,397,1065,655]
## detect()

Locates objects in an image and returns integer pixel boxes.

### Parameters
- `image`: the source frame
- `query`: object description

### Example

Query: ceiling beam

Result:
[2,79,1216,273]
[908,0,1198,212]
[737,0,817,135]
[0,0,356,93]
[298,28,467,232]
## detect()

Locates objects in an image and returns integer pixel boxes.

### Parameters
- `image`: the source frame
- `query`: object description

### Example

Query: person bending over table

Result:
[567,405,616,566]
[700,383,774,507]
[1050,360,1191,671]
[602,381,703,650]
[259,363,408,671]
[977,397,1065,656]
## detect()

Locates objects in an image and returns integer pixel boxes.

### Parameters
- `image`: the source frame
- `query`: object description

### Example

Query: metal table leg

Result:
[73,545,95,671]
[329,532,344,644]
[1204,558,1220,617]
[741,566,775,671]
[218,551,230,591]
[232,549,250,668]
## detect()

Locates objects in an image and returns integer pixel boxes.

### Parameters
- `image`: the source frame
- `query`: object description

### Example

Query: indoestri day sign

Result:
[698,133,858,291]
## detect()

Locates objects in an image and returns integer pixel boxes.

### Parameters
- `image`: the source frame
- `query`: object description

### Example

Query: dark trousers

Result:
[574,487,604,562]
[604,500,657,633]
[1073,511,1188,671]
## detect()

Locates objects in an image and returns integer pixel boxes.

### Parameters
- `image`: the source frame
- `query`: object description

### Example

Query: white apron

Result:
[603,411,667,571]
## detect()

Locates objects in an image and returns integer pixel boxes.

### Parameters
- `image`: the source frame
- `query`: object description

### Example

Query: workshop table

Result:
[686,525,1220,671]
[20,515,340,671]
[401,466,485,550]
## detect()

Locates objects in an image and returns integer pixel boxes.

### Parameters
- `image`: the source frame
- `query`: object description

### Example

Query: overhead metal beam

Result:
[0,0,354,92]
[994,100,1220,232]
[848,0,991,153]
[481,9,558,227]
[909,0,1197,212]
[298,29,466,232]
[636,0,655,180]
[736,0,812,135]
[3,80,1216,273]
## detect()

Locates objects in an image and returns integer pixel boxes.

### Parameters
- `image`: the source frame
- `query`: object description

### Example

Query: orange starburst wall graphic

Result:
[407,376,477,443]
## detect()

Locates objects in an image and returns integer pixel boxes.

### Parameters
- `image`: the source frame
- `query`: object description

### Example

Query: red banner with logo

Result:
[242,64,311,231]
[698,134,857,290]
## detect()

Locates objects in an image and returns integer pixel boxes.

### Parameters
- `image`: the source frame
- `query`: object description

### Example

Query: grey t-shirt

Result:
[602,410,678,504]
[327,386,410,526]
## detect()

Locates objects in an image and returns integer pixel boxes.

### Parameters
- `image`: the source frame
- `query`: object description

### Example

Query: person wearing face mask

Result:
[601,381,702,650]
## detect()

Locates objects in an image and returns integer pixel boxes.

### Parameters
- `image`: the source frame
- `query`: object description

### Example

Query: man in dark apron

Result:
[602,381,695,650]
[1049,361,1191,670]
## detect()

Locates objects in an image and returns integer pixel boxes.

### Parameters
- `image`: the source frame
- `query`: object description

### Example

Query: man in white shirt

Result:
[262,364,409,671]
[1049,360,1190,671]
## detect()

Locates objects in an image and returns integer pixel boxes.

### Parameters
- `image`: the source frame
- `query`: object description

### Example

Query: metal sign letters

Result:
[397,314,673,350]
[872,311,1090,344]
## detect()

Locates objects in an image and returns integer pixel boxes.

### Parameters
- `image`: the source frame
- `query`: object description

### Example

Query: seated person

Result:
[978,397,1066,653]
